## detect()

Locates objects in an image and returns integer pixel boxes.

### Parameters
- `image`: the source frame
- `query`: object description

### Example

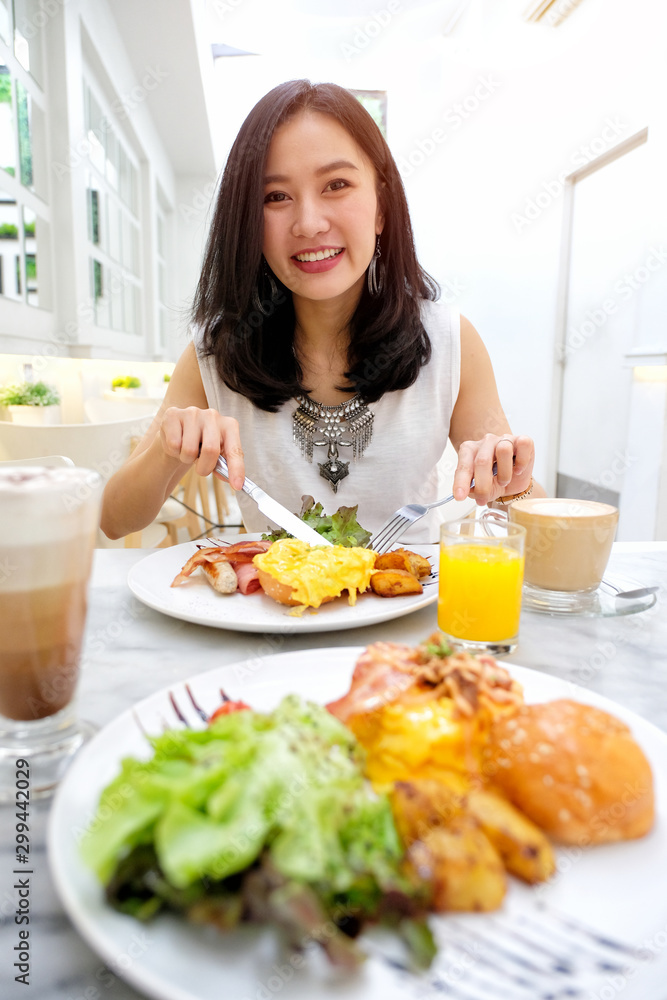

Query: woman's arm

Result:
[100,343,246,540]
[448,315,546,506]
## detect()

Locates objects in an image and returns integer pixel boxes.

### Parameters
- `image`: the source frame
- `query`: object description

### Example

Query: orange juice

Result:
[438,543,524,641]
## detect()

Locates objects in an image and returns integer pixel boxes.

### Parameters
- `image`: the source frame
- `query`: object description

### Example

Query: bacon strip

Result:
[326,638,523,724]
[326,642,421,723]
[171,540,272,588]
[235,562,262,595]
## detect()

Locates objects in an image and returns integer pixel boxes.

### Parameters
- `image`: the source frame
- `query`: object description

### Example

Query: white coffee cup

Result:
[509,497,618,593]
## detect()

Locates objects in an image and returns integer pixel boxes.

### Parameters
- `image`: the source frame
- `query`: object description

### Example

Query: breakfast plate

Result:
[48,648,667,1000]
[127,536,438,633]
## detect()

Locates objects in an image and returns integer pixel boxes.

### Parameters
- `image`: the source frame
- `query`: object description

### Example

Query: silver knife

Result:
[215,456,332,547]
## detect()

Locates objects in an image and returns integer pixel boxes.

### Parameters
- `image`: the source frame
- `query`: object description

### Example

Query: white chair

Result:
[0,413,154,472]
[84,397,159,423]
[0,416,169,547]
[0,455,75,468]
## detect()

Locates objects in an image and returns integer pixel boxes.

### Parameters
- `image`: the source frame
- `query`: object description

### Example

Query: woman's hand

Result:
[453,433,535,506]
[159,406,246,490]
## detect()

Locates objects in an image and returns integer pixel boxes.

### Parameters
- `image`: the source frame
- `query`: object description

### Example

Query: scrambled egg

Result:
[253,538,377,609]
[349,698,498,790]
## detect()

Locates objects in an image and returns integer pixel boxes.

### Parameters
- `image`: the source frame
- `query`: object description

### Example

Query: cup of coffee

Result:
[0,465,103,800]
[508,498,618,595]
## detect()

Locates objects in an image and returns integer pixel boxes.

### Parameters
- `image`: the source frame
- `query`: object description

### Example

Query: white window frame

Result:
[82,70,142,344]
[0,1,51,341]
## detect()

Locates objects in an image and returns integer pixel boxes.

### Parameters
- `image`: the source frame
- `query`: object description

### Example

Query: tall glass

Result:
[438,517,526,655]
[0,466,102,800]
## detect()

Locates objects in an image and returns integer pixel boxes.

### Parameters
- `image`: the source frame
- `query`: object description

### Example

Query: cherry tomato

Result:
[208,700,251,723]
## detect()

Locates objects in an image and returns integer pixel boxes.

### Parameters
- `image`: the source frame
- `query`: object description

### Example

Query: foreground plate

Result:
[48,649,667,1000]
[127,537,438,633]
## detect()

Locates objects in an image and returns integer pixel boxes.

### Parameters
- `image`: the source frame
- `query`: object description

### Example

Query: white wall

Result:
[172,173,220,349]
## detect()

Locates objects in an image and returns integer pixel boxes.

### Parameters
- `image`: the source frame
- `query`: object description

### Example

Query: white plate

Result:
[48,649,667,1000]
[127,537,438,633]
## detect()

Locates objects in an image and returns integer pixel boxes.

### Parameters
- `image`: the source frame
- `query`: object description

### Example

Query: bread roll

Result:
[484,699,654,845]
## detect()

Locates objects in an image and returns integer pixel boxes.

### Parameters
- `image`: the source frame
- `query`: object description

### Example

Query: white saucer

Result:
[522,576,657,617]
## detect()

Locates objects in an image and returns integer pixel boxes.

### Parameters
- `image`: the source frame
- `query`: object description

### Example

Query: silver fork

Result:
[132,684,230,741]
[369,462,499,554]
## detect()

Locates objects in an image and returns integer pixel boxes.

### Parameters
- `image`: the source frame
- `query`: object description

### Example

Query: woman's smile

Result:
[292,247,346,272]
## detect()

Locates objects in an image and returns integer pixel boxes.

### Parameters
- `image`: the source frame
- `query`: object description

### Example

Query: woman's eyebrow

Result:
[263,160,360,185]
[315,159,359,176]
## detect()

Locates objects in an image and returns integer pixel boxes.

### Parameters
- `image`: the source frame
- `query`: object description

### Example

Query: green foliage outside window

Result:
[93,259,103,299]
[0,73,11,103]
[16,82,32,188]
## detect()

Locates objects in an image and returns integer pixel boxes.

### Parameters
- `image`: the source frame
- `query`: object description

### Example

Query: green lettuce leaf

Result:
[262,496,372,547]
[82,694,435,967]
[83,696,383,891]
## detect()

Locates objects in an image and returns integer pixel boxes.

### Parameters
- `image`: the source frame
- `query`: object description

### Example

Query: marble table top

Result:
[1,541,665,1000]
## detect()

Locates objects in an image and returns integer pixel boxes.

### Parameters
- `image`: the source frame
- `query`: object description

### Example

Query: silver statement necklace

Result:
[292,393,374,492]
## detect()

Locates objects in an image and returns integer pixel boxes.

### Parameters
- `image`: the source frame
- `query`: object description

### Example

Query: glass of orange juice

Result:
[438,518,526,654]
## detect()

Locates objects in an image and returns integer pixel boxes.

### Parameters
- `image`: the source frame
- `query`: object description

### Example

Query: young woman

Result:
[101,80,541,543]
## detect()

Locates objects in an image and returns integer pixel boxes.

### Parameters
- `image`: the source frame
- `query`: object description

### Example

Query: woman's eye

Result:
[326,179,349,192]
[264,191,288,204]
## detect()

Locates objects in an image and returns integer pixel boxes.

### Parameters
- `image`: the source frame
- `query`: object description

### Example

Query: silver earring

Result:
[367,235,383,296]
[252,259,279,316]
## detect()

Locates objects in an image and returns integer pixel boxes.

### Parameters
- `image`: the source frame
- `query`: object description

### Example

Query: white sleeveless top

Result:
[195,298,460,543]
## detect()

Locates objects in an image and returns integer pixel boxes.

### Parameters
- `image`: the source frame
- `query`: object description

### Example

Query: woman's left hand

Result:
[452,433,535,505]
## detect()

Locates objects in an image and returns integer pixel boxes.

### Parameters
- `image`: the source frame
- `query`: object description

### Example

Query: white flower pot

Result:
[8,404,62,425]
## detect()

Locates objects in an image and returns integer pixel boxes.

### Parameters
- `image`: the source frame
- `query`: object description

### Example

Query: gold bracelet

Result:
[490,478,535,507]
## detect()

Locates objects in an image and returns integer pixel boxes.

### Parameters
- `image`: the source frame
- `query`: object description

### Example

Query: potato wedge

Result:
[370,568,423,597]
[374,548,432,578]
[391,779,466,844]
[466,788,556,884]
[406,817,506,912]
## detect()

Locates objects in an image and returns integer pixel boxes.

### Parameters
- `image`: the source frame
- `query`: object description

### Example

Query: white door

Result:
[554,130,667,540]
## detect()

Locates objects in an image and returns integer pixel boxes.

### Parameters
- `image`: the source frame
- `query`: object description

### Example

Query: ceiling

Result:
[107,0,217,177]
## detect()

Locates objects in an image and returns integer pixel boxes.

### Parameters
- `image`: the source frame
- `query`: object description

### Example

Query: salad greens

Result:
[262,496,372,548]
[82,696,434,969]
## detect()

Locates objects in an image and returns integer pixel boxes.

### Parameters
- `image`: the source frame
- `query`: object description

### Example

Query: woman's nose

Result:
[291,197,329,239]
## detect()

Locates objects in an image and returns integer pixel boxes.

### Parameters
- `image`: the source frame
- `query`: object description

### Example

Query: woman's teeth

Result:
[294,248,343,262]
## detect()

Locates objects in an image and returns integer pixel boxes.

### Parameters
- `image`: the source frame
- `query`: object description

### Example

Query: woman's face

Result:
[262,110,384,312]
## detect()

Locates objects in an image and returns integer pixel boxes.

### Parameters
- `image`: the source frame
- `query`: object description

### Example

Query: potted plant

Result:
[0,381,62,425]
[111,376,142,396]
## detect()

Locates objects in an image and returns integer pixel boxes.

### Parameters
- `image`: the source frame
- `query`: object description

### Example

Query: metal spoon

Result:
[600,581,659,600]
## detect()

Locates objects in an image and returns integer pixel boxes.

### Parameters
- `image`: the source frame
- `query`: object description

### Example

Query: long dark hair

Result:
[192,79,439,411]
